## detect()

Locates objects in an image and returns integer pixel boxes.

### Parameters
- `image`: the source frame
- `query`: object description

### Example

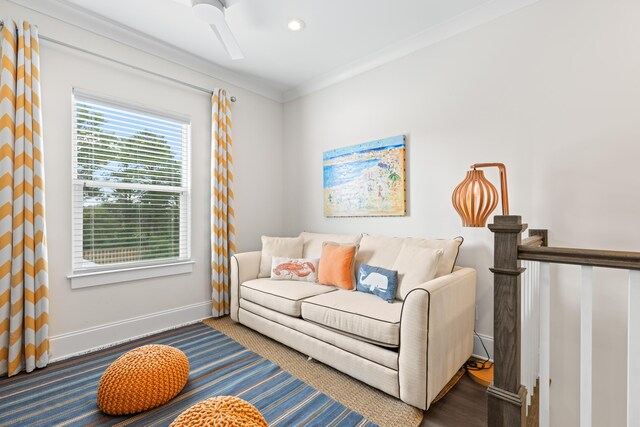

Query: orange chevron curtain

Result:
[211,89,235,317]
[0,19,50,377]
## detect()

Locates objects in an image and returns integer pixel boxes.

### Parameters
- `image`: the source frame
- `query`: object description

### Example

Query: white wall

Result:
[4,0,639,424]
[282,0,640,425]
[1,1,284,358]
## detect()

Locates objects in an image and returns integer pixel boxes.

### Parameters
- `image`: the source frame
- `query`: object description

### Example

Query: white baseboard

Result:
[49,300,213,362]
[472,333,494,361]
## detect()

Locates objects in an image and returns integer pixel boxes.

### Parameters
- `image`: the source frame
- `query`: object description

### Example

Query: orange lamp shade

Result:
[452,169,499,227]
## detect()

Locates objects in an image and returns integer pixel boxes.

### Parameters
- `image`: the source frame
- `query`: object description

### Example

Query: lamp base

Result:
[466,360,494,388]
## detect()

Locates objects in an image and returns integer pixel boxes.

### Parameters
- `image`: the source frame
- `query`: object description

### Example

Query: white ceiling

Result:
[24,0,538,101]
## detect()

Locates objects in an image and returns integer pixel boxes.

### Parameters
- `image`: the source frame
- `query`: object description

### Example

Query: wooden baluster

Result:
[539,262,550,427]
[628,270,640,426]
[581,266,593,427]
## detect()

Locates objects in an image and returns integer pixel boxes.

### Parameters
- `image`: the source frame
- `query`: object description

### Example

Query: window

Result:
[71,90,191,286]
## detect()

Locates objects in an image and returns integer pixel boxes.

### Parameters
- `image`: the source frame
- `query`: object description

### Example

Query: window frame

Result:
[68,89,193,288]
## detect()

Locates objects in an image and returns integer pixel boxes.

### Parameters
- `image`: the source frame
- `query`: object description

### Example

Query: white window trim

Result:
[73,88,192,123]
[68,261,195,289]
[70,88,193,288]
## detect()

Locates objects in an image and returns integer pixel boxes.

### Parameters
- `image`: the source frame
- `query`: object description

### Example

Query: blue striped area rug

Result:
[0,323,377,427]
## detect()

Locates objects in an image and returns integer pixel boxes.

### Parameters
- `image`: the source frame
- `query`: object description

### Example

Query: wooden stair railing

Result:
[488,215,640,427]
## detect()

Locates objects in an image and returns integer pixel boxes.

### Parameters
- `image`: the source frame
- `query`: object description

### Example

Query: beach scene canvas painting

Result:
[323,135,406,217]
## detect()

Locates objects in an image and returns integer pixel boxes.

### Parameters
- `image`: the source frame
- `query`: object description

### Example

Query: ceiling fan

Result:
[185,0,244,60]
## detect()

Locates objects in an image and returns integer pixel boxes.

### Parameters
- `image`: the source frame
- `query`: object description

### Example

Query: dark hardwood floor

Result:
[420,373,487,427]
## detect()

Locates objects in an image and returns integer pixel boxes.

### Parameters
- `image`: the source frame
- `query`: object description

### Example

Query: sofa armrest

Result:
[230,251,261,322]
[398,267,477,409]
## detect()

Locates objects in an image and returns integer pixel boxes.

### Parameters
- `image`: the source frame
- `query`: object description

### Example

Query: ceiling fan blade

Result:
[209,21,244,60]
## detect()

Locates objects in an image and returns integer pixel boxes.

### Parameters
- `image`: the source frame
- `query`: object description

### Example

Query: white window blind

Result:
[72,90,191,273]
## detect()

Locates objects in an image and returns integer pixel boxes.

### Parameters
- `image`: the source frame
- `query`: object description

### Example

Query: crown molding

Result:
[7,0,539,104]
[282,0,540,102]
[6,0,285,102]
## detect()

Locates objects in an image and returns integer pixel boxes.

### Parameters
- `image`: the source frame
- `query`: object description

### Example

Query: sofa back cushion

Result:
[355,235,462,280]
[299,232,362,259]
[392,245,443,300]
[259,236,304,278]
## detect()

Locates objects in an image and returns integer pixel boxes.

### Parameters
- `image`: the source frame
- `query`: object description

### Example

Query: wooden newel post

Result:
[488,215,527,427]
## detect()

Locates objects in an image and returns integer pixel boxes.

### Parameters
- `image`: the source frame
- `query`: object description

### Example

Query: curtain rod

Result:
[0,20,237,102]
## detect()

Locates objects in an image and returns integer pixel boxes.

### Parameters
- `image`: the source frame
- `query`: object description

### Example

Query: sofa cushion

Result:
[258,236,304,278]
[239,299,400,371]
[392,245,443,300]
[301,291,402,347]
[241,279,336,317]
[299,232,362,259]
[355,235,462,279]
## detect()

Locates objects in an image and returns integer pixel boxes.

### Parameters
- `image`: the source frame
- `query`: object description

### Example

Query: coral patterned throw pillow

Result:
[270,257,319,282]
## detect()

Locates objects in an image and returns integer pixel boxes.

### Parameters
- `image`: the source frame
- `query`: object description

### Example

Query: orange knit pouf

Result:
[170,396,268,427]
[97,344,190,415]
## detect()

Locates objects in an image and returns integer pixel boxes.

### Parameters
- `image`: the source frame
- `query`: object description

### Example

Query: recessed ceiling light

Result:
[288,19,306,32]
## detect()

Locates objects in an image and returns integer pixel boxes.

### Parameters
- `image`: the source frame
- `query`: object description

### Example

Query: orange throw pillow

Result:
[318,242,358,290]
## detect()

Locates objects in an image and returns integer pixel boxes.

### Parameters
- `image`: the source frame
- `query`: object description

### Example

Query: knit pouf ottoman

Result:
[97,344,190,415]
[170,396,268,427]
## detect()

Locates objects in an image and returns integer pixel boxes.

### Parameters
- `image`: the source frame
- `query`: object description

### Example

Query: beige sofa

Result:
[230,232,477,410]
